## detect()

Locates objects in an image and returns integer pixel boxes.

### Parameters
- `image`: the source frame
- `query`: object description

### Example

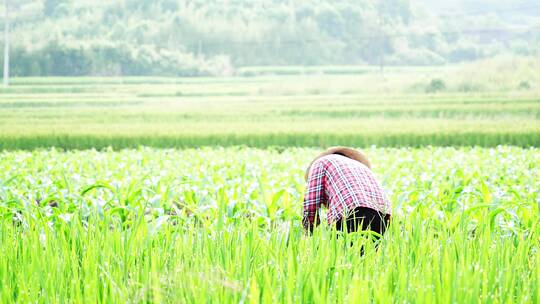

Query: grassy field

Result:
[1,60,539,149]
[1,60,539,302]
[0,147,538,302]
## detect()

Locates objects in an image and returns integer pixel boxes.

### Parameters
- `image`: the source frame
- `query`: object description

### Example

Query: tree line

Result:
[1,0,539,76]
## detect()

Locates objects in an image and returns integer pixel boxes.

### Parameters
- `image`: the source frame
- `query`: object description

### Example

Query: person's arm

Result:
[302,161,325,233]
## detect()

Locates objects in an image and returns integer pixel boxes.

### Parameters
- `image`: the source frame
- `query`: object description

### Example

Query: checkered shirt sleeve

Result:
[302,160,325,232]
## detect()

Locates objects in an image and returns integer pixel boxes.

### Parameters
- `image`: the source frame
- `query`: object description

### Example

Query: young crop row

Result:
[1,132,539,150]
[0,147,538,302]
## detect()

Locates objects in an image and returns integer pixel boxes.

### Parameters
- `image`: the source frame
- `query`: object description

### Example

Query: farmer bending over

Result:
[303,147,392,238]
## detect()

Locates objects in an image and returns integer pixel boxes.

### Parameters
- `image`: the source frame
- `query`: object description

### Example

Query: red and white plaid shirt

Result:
[303,154,392,231]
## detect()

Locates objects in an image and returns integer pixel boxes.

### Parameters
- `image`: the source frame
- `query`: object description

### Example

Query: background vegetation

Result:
[1,57,539,149]
[2,0,540,76]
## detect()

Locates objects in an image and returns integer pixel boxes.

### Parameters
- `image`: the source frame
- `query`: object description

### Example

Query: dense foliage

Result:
[0,147,538,302]
[2,0,539,76]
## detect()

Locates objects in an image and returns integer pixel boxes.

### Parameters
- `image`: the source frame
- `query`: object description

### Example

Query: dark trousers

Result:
[335,207,390,239]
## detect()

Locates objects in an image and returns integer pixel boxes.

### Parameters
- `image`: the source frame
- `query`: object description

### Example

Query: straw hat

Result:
[305,146,371,180]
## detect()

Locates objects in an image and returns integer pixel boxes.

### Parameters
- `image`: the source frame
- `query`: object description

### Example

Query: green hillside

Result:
[1,0,539,76]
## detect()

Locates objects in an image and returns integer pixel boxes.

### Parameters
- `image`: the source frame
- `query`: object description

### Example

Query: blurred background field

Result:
[2,57,539,149]
[2,0,539,149]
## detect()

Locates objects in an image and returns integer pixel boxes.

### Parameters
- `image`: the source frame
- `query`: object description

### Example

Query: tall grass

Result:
[0,132,539,150]
[1,210,537,303]
[0,147,538,302]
